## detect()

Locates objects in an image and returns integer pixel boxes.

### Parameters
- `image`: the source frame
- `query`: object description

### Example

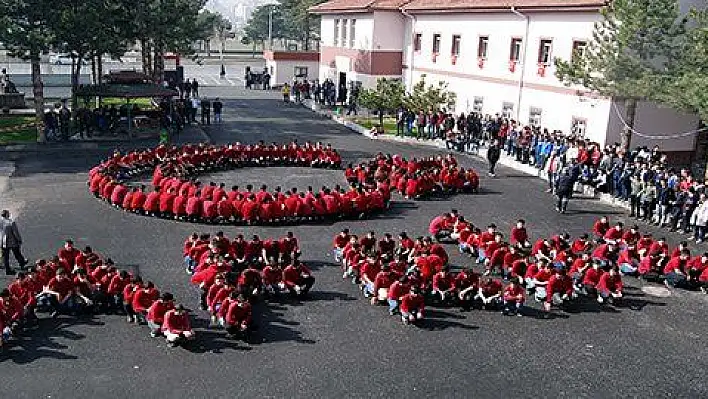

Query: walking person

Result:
[200,97,211,125]
[487,139,501,177]
[555,168,575,214]
[0,210,28,275]
[213,98,223,124]
[191,78,199,97]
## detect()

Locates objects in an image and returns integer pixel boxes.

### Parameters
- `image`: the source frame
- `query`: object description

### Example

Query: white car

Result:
[49,54,87,65]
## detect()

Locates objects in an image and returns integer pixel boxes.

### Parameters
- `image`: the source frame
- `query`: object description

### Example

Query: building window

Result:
[413,33,422,52]
[472,97,484,113]
[451,35,461,56]
[509,38,522,62]
[350,19,356,47]
[294,66,309,78]
[572,40,587,60]
[432,34,441,54]
[341,20,348,47]
[529,107,542,127]
[502,102,514,119]
[571,117,587,137]
[334,19,340,46]
[538,39,553,65]
[477,36,489,59]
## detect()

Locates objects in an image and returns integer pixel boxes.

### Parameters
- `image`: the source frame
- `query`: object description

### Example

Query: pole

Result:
[268,7,273,50]
[510,7,529,123]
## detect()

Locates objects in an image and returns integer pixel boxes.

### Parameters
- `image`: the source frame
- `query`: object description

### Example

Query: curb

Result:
[301,99,632,212]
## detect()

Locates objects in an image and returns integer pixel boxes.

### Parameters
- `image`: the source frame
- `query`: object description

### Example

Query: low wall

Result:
[0,93,26,110]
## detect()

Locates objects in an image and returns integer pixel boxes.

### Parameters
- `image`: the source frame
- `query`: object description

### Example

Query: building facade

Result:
[310,0,703,154]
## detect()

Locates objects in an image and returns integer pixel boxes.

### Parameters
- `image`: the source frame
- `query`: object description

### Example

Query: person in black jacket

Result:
[487,139,501,177]
[555,168,575,214]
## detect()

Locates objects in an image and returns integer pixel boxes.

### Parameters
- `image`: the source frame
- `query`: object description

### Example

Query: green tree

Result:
[659,8,708,121]
[128,0,207,82]
[0,0,54,143]
[403,75,457,113]
[554,0,686,150]
[358,78,406,126]
[243,4,287,47]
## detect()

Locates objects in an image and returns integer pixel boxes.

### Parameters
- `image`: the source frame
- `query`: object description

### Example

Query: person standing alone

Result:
[213,98,223,124]
[487,139,501,177]
[0,210,27,275]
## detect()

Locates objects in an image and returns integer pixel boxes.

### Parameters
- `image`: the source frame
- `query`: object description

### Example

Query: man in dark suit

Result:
[0,210,27,275]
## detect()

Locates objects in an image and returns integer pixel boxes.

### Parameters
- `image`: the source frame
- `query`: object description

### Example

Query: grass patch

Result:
[0,116,35,129]
[351,116,398,135]
[99,97,155,108]
[0,128,37,144]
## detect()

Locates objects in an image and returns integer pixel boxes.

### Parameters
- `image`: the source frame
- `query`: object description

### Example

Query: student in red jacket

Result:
[400,287,425,325]
[456,268,480,312]
[432,267,455,304]
[474,278,503,310]
[223,293,252,339]
[502,279,525,316]
[596,267,623,304]
[282,260,315,298]
[162,304,194,347]
[132,281,159,322]
[146,293,174,337]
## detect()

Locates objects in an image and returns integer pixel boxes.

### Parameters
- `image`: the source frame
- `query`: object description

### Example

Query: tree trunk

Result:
[621,97,637,152]
[31,56,46,143]
[152,44,165,84]
[379,109,384,127]
[71,54,83,111]
[97,56,103,85]
[141,39,153,77]
[304,14,310,51]
[91,55,97,84]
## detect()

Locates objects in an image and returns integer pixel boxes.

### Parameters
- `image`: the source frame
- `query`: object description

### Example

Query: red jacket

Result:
[387,281,410,300]
[400,293,425,314]
[225,300,252,325]
[147,300,174,324]
[162,309,191,333]
[596,273,623,293]
[503,285,525,303]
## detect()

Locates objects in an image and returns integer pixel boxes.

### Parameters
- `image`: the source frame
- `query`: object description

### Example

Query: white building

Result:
[310,0,704,157]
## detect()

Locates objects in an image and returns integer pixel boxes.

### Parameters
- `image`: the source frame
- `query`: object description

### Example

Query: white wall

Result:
[372,11,406,51]
[320,14,374,50]
[606,100,700,152]
[267,59,320,86]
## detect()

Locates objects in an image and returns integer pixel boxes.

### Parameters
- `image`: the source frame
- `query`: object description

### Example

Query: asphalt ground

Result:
[0,87,706,398]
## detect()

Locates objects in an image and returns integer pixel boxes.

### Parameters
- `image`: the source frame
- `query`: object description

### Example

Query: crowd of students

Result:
[182,231,315,341]
[332,212,708,324]
[88,142,480,225]
[0,240,195,349]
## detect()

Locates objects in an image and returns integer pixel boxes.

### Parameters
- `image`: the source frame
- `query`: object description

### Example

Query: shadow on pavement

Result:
[0,316,104,364]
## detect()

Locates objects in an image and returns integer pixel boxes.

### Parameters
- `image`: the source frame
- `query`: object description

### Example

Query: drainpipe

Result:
[510,7,529,122]
[401,9,416,89]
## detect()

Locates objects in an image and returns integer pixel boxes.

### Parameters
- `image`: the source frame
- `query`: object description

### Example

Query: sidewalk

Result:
[301,99,630,211]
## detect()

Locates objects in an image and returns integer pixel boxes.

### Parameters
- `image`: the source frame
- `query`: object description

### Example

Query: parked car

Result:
[49,54,87,65]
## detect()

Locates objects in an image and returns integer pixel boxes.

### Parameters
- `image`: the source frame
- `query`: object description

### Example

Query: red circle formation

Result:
[88,142,480,225]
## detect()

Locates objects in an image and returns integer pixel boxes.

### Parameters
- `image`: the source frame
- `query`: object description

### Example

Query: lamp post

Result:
[268,6,274,50]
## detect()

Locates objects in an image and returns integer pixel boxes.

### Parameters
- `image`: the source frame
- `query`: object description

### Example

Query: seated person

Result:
[399,287,425,325]
[162,304,194,347]
[502,279,525,316]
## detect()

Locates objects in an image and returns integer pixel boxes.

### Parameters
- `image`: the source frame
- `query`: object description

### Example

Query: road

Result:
[5,60,265,100]
[0,86,706,398]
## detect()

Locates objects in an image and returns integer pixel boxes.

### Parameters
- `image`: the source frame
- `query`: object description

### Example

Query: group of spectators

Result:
[183,231,315,340]
[0,239,196,349]
[382,110,707,242]
[88,142,480,225]
[332,211,708,324]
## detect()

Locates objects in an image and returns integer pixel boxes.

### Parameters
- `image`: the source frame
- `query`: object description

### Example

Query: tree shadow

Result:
[250,302,316,346]
[0,315,105,364]
[417,308,479,331]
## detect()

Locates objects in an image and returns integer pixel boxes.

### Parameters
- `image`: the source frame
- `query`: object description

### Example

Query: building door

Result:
[338,72,347,103]
[338,72,347,88]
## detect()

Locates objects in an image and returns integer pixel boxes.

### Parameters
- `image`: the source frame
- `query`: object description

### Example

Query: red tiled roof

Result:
[402,0,607,12]
[309,0,411,14]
